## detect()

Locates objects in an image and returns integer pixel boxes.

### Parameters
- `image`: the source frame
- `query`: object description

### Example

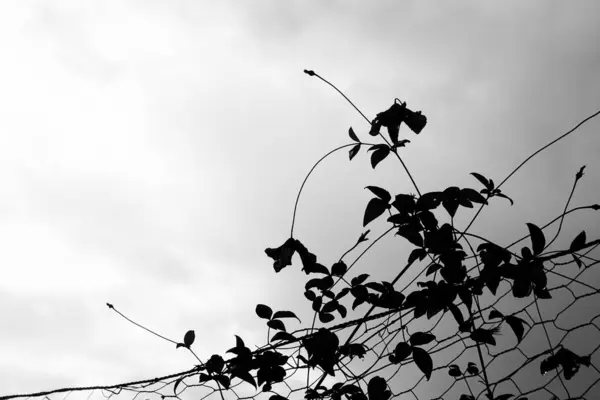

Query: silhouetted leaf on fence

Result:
[505,315,528,342]
[412,347,433,380]
[267,319,286,331]
[526,223,546,255]
[331,261,347,277]
[466,362,479,375]
[367,376,391,400]
[389,342,412,364]
[363,197,389,227]
[265,238,297,272]
[448,364,462,377]
[570,230,587,252]
[366,186,391,203]
[410,332,436,346]
[348,127,359,142]
[349,144,361,160]
[470,327,501,346]
[368,144,390,168]
[272,310,301,322]
[271,331,296,343]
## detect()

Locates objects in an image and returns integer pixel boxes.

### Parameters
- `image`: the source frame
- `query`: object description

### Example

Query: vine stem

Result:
[290,143,357,238]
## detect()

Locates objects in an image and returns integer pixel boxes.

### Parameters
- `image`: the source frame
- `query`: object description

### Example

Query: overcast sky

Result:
[1,1,600,398]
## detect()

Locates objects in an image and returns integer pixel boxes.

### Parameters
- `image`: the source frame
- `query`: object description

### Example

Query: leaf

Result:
[426,263,442,276]
[396,226,423,247]
[366,186,391,203]
[182,330,195,348]
[265,238,297,273]
[412,347,433,380]
[494,395,514,400]
[267,319,286,332]
[410,332,436,346]
[461,188,488,204]
[363,198,389,227]
[459,395,474,400]
[272,310,301,322]
[489,309,504,320]
[505,315,527,342]
[337,304,347,318]
[470,327,500,346]
[389,342,412,364]
[271,331,297,343]
[206,354,225,374]
[466,361,479,375]
[494,192,514,205]
[442,198,459,218]
[256,304,273,320]
[319,312,335,323]
[173,376,184,394]
[330,261,347,277]
[349,144,361,161]
[369,145,390,169]
[408,248,427,265]
[351,274,370,287]
[349,127,359,142]
[526,223,546,256]
[570,231,587,252]
[270,395,287,400]
[470,172,491,189]
[448,364,462,377]
[367,376,391,400]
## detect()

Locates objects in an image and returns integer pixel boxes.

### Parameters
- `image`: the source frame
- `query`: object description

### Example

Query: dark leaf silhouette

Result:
[526,223,545,255]
[265,238,297,272]
[176,332,194,349]
[366,186,391,203]
[396,226,423,247]
[466,362,479,375]
[408,248,427,264]
[339,343,367,360]
[206,354,225,375]
[392,194,416,213]
[409,332,436,346]
[459,394,474,400]
[570,230,586,252]
[412,347,433,380]
[389,342,412,364]
[368,145,390,168]
[319,312,335,323]
[460,188,488,204]
[470,326,500,346]
[505,315,527,342]
[471,172,491,190]
[363,198,389,227]
[173,376,184,394]
[494,192,514,205]
[272,310,301,322]
[271,331,296,343]
[489,309,504,320]
[416,191,442,211]
[348,127,359,142]
[351,274,370,287]
[256,304,273,320]
[426,263,442,276]
[349,144,361,161]
[331,261,347,277]
[267,319,286,331]
[367,376,391,400]
[448,364,462,377]
[494,395,514,400]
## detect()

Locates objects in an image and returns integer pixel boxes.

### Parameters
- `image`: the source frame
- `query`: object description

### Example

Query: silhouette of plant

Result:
[2,71,600,400]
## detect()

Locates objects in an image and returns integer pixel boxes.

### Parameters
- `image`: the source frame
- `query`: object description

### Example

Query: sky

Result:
[1,0,600,398]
